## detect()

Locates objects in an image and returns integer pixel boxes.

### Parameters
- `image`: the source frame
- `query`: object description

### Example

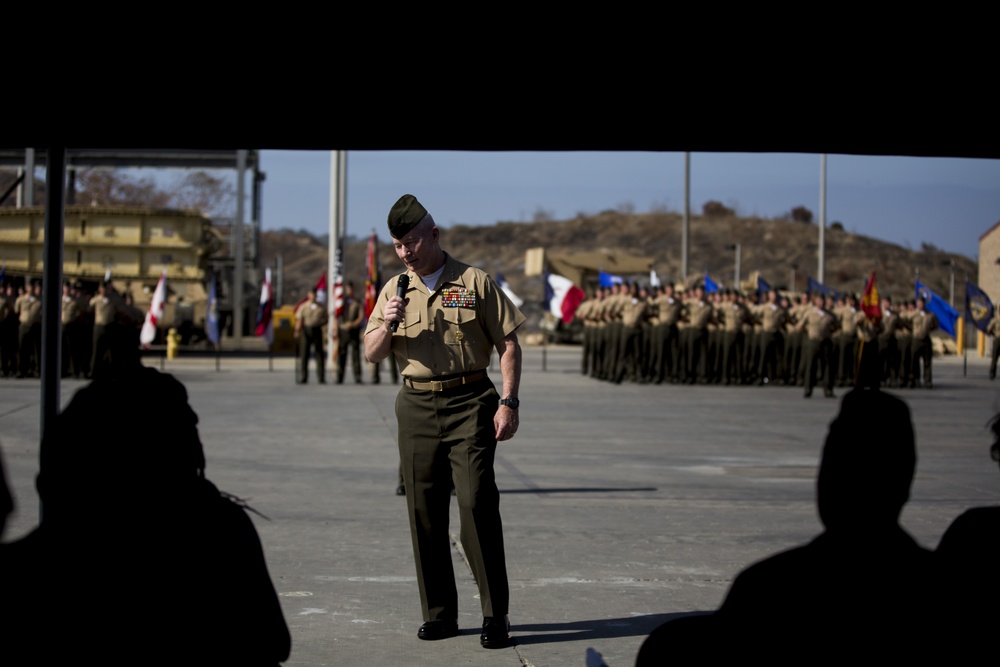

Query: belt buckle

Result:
[430,380,444,392]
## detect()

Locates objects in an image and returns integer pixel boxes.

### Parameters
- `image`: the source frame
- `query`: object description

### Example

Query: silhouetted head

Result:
[37,367,206,524]
[817,389,916,531]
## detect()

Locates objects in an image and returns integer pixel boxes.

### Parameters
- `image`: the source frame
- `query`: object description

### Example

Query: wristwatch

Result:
[500,397,519,409]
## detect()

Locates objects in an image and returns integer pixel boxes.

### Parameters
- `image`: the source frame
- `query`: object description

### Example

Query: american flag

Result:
[255,267,274,345]
[333,237,345,319]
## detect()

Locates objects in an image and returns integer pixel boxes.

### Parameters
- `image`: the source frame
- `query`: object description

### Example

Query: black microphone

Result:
[390,274,410,332]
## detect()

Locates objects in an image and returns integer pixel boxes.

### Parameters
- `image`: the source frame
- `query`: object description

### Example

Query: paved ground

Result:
[2,346,999,666]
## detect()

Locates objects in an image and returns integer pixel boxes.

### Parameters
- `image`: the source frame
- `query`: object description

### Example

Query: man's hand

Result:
[495,405,519,441]
[383,295,407,331]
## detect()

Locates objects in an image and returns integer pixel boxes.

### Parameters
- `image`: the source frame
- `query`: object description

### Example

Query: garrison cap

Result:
[387,194,428,239]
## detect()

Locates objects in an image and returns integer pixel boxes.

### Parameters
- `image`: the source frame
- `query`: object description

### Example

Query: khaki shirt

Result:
[896,310,913,341]
[686,300,714,330]
[755,302,788,333]
[62,294,82,325]
[800,306,835,340]
[656,295,682,327]
[839,307,861,336]
[297,300,328,329]
[720,302,749,333]
[621,297,646,328]
[365,254,526,380]
[911,309,938,340]
[90,293,122,326]
[577,298,598,328]
[880,310,899,338]
[15,294,42,326]
[337,298,362,335]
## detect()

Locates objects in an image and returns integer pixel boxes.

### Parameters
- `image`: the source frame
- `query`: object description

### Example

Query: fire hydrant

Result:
[167,327,181,359]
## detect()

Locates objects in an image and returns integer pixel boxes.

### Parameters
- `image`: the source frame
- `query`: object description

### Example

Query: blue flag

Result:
[757,276,772,295]
[807,277,836,297]
[599,271,623,288]
[207,271,220,346]
[965,280,994,333]
[704,273,719,293]
[916,280,958,337]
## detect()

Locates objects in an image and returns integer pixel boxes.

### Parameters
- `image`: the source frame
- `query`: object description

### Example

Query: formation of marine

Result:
[0,279,145,380]
[574,280,939,392]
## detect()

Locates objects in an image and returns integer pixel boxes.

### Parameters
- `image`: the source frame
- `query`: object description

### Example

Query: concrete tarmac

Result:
[2,346,999,666]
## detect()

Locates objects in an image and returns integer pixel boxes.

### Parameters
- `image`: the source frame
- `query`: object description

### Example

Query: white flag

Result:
[140,271,167,347]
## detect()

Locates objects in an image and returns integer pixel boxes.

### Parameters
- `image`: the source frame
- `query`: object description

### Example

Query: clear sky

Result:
[256,150,1000,262]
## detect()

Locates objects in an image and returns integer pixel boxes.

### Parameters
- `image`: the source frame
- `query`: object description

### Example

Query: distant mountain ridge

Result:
[260,212,978,328]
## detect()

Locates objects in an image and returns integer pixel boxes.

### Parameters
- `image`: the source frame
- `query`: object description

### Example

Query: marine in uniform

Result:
[799,292,837,398]
[896,300,914,388]
[909,296,938,388]
[836,295,861,387]
[684,286,714,384]
[0,284,18,378]
[652,283,682,384]
[364,194,524,649]
[878,297,900,387]
[295,288,328,384]
[336,281,364,384]
[61,281,86,378]
[89,280,124,379]
[614,284,646,384]
[14,281,43,378]
[854,309,883,390]
[754,289,788,385]
[719,289,750,385]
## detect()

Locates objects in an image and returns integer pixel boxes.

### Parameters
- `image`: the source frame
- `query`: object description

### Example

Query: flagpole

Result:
[963,272,969,377]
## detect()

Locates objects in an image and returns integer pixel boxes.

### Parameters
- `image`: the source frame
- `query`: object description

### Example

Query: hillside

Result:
[260,212,978,329]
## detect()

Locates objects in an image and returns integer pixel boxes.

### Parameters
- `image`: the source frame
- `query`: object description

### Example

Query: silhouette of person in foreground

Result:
[0,444,12,540]
[636,388,934,664]
[0,366,292,666]
[933,412,1000,658]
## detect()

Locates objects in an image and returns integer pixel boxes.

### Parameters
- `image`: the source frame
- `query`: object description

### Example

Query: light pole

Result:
[942,258,956,307]
[726,243,741,289]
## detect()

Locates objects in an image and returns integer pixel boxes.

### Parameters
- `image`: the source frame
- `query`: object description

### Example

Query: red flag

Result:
[140,271,167,348]
[862,270,881,324]
[295,271,327,313]
[365,232,379,319]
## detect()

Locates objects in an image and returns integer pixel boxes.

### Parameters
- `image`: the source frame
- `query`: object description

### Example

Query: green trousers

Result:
[395,376,509,621]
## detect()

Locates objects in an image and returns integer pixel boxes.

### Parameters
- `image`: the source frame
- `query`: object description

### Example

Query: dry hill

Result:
[260,212,978,330]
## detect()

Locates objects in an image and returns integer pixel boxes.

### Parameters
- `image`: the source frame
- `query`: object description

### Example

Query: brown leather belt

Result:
[403,370,487,392]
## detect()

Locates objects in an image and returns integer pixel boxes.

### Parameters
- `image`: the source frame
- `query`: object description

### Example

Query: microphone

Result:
[390,274,410,332]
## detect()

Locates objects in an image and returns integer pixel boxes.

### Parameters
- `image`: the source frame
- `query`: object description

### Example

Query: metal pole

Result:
[949,259,956,308]
[23,148,35,206]
[818,154,826,285]
[682,152,690,281]
[41,147,65,446]
[328,151,344,371]
[734,243,741,288]
[233,150,247,350]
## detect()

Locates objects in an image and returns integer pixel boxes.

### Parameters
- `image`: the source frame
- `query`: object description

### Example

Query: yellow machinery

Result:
[0,205,224,338]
